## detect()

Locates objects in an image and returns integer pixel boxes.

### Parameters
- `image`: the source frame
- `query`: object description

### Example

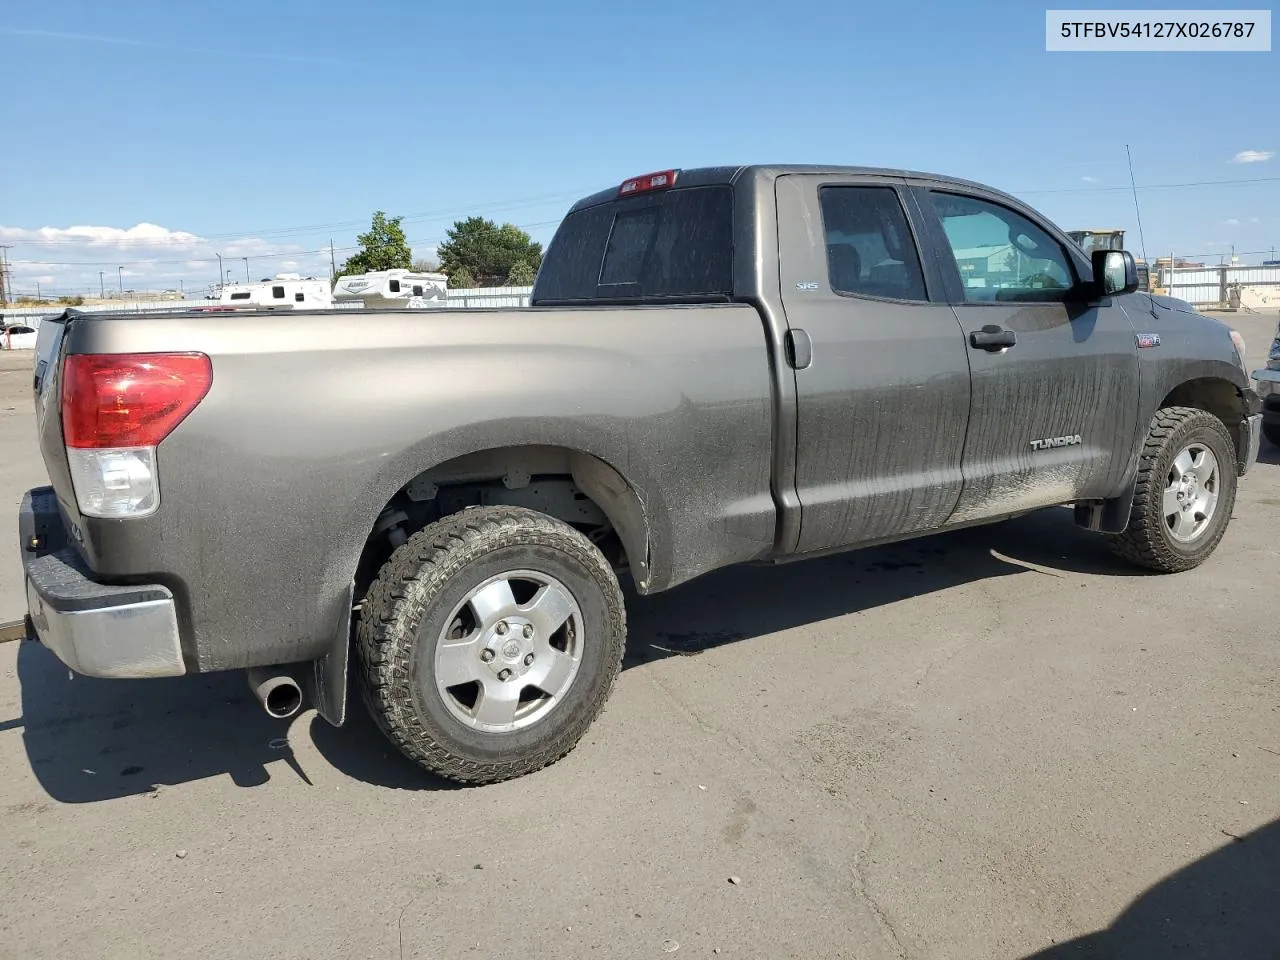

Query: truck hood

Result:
[1144,292,1203,317]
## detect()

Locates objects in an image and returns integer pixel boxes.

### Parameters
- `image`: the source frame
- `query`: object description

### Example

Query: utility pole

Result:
[242,257,250,282]
[117,266,124,294]
[329,240,337,280]
[216,253,224,289]
[99,271,105,298]
[0,245,12,306]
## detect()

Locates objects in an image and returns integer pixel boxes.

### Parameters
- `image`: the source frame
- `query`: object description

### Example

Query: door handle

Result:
[785,328,812,370]
[969,325,1017,352]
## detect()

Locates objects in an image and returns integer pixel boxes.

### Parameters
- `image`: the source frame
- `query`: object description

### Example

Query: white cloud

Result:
[0,223,200,246]
[1251,217,1262,223]
[1080,175,1096,182]
[1230,150,1274,164]
[1,221,331,298]
[1224,218,1241,226]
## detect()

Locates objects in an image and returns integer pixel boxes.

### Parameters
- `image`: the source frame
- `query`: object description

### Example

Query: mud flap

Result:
[302,582,353,727]
[1074,488,1135,534]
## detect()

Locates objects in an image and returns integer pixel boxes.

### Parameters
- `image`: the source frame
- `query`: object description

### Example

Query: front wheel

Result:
[1108,406,1238,573]
[356,506,626,784]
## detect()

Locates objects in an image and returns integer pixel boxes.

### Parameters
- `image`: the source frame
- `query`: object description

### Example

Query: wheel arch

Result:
[1076,374,1252,535]
[1158,376,1251,454]
[356,443,653,599]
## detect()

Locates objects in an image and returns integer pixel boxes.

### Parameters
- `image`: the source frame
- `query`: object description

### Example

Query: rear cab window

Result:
[532,183,734,304]
[818,186,928,301]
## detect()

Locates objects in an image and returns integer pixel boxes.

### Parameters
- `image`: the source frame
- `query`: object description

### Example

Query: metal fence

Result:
[1162,265,1280,307]
[1,286,535,332]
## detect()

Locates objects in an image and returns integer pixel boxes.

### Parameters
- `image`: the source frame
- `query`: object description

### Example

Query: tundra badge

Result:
[1136,332,1162,348]
[1030,434,1082,451]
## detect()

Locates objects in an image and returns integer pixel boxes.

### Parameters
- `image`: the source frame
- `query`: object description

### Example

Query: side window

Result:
[411,285,423,296]
[929,192,1075,303]
[294,292,305,302]
[390,279,401,293]
[272,285,285,299]
[818,186,928,301]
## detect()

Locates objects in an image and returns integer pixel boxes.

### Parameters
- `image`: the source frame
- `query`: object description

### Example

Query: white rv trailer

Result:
[332,268,448,308]
[217,273,334,309]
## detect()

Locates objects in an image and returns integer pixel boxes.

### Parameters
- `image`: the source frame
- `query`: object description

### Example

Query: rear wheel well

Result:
[354,446,649,605]
[1159,378,1247,455]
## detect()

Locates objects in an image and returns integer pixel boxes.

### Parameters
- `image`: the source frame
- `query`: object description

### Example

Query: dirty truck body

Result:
[19,165,1261,784]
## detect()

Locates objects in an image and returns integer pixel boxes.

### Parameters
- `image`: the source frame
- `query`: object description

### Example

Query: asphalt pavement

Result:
[1,311,1277,960]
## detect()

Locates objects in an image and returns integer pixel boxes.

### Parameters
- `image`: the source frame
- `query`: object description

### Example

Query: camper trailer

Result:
[218,273,334,310]
[332,269,448,308]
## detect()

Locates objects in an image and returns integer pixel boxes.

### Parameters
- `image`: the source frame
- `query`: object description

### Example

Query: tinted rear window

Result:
[532,185,734,303]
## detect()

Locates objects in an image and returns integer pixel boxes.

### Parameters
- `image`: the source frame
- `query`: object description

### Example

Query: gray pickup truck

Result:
[19,165,1261,785]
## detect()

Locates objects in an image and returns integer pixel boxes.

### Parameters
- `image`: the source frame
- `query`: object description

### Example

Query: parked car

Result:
[1250,318,1280,447]
[2,324,38,350]
[18,164,1261,784]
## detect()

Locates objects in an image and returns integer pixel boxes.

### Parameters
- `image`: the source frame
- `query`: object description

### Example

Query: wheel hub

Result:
[484,618,537,680]
[1163,442,1220,543]
[432,569,586,734]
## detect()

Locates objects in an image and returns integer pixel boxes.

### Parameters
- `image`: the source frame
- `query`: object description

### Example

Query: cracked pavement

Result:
[1,310,1278,959]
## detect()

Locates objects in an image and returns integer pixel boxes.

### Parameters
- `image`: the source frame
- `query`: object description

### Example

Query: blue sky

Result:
[3,0,1276,296]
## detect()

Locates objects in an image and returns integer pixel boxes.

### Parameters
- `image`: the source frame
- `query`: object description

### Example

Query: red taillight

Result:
[619,169,678,196]
[61,353,213,449]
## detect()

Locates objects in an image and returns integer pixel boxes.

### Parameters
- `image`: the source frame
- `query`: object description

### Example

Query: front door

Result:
[776,175,973,554]
[912,187,1140,523]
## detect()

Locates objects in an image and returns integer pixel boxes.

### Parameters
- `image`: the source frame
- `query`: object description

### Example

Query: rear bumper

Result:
[19,487,186,679]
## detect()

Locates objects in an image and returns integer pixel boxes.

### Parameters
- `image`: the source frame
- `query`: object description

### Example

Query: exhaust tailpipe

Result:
[246,667,303,719]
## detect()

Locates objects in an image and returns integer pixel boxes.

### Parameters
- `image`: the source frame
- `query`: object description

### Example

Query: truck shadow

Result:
[1020,816,1280,959]
[621,505,1144,667]
[14,505,1151,800]
[12,642,307,802]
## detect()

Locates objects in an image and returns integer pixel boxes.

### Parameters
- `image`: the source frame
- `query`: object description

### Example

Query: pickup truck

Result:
[19,164,1262,785]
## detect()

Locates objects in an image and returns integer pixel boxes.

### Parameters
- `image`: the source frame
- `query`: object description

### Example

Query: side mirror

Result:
[1091,249,1140,296]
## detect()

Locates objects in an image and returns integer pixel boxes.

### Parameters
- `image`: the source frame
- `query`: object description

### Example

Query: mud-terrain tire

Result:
[1109,406,1237,573]
[357,506,626,785]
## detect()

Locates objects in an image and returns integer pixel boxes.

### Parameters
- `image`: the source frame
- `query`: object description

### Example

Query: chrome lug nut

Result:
[480,648,495,663]
[498,668,513,682]
[524,653,535,666]
[523,624,534,639]
[495,621,509,636]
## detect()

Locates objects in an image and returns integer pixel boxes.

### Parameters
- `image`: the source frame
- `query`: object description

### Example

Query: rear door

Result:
[909,185,1140,522]
[776,174,972,554]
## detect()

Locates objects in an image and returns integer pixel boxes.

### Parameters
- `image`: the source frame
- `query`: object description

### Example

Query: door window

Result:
[818,186,928,302]
[930,192,1076,303]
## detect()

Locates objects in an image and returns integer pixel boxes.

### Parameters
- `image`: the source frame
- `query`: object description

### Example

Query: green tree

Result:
[437,217,543,287]
[334,212,413,279]
[446,266,477,289]
[412,257,440,273]
[505,259,537,286]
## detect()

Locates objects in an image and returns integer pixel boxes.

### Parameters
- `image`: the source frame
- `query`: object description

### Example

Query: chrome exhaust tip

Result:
[246,667,303,719]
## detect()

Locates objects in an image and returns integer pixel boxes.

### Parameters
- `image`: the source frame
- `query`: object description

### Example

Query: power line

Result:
[9,219,567,267]
[8,190,594,246]
[1017,175,1280,195]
